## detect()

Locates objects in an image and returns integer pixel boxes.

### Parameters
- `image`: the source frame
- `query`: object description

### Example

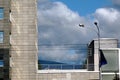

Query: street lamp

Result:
[79,22,101,80]
[94,22,101,80]
[79,24,84,27]
[94,22,100,51]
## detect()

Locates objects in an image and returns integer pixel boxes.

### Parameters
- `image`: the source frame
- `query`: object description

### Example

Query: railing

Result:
[39,64,87,70]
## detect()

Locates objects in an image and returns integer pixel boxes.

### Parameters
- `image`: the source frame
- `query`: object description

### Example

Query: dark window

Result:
[0,54,3,67]
[0,8,4,19]
[0,78,3,80]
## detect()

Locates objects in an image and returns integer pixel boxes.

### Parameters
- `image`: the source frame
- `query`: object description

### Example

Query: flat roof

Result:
[93,38,118,41]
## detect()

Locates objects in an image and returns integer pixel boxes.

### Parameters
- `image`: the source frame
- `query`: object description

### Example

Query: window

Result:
[0,32,3,43]
[102,74,115,80]
[0,8,4,19]
[0,54,3,67]
[101,50,119,72]
[101,49,120,80]
[0,60,3,67]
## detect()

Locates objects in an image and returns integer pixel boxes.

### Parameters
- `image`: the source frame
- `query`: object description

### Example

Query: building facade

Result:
[2,0,119,80]
[0,0,11,80]
[10,0,38,80]
[88,38,118,71]
[101,48,120,80]
[0,0,99,80]
[0,0,38,80]
[88,38,120,80]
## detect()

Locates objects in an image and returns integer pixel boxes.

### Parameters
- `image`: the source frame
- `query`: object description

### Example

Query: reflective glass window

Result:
[101,50,119,72]
[0,60,3,67]
[0,54,3,67]
[0,32,3,43]
[0,8,4,19]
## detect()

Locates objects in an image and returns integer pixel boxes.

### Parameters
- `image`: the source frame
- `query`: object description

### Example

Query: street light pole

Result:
[79,22,101,80]
[94,22,100,52]
[94,22,102,80]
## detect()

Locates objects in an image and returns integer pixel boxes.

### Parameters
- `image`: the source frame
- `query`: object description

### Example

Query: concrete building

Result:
[0,0,119,80]
[10,0,38,80]
[0,0,99,80]
[88,38,120,80]
[101,48,120,80]
[88,38,118,71]
[0,0,11,80]
[0,0,38,80]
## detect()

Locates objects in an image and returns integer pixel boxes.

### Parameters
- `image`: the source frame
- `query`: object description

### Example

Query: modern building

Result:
[0,0,119,80]
[0,0,99,80]
[0,0,38,80]
[88,38,120,80]
[101,48,120,80]
[88,38,118,71]
[0,0,11,80]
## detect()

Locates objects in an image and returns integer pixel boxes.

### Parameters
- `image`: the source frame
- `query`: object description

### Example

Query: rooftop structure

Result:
[88,38,120,80]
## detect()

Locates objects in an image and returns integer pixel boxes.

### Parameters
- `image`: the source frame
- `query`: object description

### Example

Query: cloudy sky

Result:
[38,0,120,65]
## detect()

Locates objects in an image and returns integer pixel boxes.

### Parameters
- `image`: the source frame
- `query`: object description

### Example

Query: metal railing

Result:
[39,64,87,70]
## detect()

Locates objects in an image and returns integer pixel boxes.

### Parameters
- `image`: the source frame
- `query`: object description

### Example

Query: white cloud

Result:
[39,46,86,64]
[94,8,120,38]
[38,1,94,45]
[38,0,120,64]
[37,1,92,64]
[95,8,119,23]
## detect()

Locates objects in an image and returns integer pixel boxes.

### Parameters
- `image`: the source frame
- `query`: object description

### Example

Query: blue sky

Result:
[51,0,112,16]
[38,0,120,65]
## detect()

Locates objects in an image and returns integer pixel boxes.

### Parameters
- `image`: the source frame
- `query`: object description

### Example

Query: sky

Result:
[38,0,120,65]
[51,0,112,16]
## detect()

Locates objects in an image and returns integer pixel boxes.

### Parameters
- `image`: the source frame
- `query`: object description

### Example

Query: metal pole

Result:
[94,22,101,80]
[79,22,101,80]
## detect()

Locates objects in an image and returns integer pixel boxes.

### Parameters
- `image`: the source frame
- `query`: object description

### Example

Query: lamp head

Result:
[94,22,98,26]
[79,24,84,27]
